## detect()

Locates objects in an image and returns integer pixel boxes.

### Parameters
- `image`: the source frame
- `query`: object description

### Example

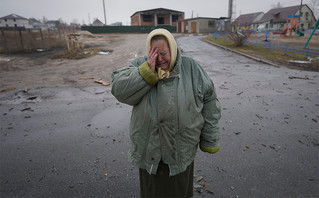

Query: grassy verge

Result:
[205,36,318,71]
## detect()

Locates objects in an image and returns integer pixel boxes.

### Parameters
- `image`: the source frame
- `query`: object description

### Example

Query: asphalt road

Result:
[1,35,318,198]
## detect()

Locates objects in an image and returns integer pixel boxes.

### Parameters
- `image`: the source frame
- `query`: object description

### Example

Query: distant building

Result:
[46,20,60,29]
[110,22,123,26]
[131,8,184,26]
[92,19,104,26]
[0,13,32,29]
[29,18,48,30]
[177,17,218,33]
[234,12,264,29]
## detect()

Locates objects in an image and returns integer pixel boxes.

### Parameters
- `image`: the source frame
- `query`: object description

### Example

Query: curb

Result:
[202,38,281,68]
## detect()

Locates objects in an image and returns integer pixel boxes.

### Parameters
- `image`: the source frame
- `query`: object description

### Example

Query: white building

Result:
[0,13,32,29]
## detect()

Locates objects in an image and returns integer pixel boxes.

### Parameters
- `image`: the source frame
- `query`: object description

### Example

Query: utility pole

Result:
[228,0,233,21]
[103,0,107,25]
[298,0,303,30]
[299,0,303,21]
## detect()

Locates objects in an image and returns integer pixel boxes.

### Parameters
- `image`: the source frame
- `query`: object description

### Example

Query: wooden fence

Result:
[0,28,76,54]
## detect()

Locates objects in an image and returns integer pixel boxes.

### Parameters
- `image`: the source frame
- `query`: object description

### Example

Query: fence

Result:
[0,28,75,54]
[212,33,319,58]
[81,25,177,34]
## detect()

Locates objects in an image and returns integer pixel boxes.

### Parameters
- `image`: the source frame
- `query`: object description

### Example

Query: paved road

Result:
[1,35,318,197]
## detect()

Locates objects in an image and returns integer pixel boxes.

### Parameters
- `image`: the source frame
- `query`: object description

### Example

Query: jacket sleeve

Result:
[199,76,221,154]
[111,57,159,106]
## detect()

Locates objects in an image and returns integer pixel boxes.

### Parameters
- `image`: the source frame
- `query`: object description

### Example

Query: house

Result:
[92,19,104,26]
[234,12,264,29]
[110,22,122,26]
[46,20,60,29]
[0,13,32,29]
[255,4,317,31]
[131,8,184,26]
[29,18,48,30]
[177,17,218,33]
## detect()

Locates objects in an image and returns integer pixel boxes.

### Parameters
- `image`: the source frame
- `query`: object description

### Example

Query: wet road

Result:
[1,35,318,197]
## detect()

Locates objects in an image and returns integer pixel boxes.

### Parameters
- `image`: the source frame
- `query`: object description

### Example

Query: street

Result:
[1,35,318,197]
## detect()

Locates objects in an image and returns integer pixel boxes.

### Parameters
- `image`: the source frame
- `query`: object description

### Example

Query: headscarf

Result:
[146,29,177,79]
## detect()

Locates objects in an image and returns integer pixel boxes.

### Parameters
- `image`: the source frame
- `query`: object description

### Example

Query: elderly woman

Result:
[111,29,221,197]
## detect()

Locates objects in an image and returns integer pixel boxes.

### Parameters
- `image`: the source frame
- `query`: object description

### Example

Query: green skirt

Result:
[139,161,194,198]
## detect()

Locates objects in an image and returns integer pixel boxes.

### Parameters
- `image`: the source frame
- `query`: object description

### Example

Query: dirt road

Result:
[0,33,148,89]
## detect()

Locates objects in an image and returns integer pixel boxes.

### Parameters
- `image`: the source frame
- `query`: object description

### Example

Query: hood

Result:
[146,29,177,79]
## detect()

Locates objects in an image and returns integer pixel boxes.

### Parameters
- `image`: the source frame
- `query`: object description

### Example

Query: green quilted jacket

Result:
[111,49,221,176]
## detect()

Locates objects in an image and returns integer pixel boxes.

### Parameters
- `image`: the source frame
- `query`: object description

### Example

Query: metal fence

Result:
[212,33,319,58]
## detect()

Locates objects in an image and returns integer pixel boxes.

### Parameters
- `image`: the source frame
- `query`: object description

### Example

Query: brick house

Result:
[131,8,184,26]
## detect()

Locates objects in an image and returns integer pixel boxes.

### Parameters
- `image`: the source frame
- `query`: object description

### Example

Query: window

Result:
[172,15,179,22]
[208,20,215,27]
[13,19,16,22]
[143,15,152,22]
[14,24,17,27]
[305,12,309,20]
[158,17,164,24]
[270,23,273,28]
[266,23,268,29]
[5,19,7,22]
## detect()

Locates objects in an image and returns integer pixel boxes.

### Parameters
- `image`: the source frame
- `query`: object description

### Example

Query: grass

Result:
[205,36,318,71]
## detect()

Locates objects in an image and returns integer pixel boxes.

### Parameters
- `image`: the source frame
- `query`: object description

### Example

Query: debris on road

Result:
[94,80,110,86]
[0,87,16,93]
[78,77,94,80]
[288,76,311,80]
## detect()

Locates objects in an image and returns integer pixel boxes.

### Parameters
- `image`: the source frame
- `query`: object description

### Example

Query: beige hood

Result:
[146,29,177,79]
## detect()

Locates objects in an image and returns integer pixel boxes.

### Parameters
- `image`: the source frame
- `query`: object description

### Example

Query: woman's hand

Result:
[147,47,158,72]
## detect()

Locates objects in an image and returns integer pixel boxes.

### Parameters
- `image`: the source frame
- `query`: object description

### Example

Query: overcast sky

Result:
[0,0,317,25]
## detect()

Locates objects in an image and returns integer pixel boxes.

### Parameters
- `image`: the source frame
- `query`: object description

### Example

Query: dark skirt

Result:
[139,161,194,198]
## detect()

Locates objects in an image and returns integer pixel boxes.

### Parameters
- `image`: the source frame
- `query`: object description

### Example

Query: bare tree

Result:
[308,0,319,20]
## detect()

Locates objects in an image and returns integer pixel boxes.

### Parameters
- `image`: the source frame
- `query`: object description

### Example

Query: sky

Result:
[0,0,317,25]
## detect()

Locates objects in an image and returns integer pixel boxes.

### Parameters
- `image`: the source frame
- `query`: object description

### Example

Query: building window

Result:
[158,17,164,24]
[172,15,179,22]
[143,15,152,22]
[270,23,273,28]
[305,12,309,20]
[5,19,7,22]
[13,19,16,22]
[300,12,303,17]
[208,20,215,27]
[266,23,268,29]
[14,24,17,27]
